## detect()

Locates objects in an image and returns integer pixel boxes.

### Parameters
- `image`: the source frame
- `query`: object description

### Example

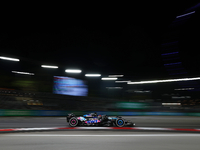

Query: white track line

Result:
[77,127,111,129]
[15,127,57,131]
[5,134,200,137]
[1,127,200,132]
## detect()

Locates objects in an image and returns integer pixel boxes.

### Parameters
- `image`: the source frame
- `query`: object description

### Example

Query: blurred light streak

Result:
[128,77,200,84]
[174,88,194,91]
[172,96,191,99]
[12,71,34,75]
[65,69,82,73]
[108,75,124,77]
[0,56,20,61]
[134,90,151,93]
[176,11,195,18]
[101,78,118,80]
[41,65,58,68]
[115,81,130,83]
[161,52,179,56]
[162,103,181,105]
[106,87,123,89]
[164,62,182,66]
[85,74,101,77]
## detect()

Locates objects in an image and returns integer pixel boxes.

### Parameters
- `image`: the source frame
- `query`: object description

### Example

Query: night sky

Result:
[0,2,199,81]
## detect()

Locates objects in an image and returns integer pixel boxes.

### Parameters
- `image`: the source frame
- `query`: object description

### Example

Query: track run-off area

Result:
[1,131,200,150]
[1,116,200,150]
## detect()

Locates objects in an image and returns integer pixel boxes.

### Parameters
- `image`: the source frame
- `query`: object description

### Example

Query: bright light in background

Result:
[128,77,200,84]
[174,88,194,91]
[109,75,124,77]
[101,77,118,80]
[134,90,151,93]
[115,81,130,83]
[12,71,34,75]
[176,11,195,18]
[85,74,101,77]
[106,87,123,89]
[0,56,20,61]
[162,103,181,106]
[41,65,58,68]
[65,69,82,73]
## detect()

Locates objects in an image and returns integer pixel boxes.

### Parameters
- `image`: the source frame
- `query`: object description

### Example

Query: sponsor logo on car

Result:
[85,119,100,124]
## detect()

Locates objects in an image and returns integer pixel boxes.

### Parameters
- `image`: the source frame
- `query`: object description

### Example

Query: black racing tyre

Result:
[69,117,79,127]
[115,118,125,127]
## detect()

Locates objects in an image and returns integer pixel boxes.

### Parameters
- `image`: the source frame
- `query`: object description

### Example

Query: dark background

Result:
[0,2,199,97]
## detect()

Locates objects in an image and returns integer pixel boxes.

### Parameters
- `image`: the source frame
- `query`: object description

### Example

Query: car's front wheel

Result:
[115,118,125,127]
[69,117,79,127]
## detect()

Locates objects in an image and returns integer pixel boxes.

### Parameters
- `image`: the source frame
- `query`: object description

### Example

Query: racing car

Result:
[66,112,135,127]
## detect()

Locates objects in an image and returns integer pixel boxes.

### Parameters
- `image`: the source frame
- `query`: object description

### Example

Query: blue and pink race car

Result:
[66,112,135,127]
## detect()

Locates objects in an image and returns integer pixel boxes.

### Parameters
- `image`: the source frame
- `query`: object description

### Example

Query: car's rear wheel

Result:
[69,117,79,127]
[115,118,125,127]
